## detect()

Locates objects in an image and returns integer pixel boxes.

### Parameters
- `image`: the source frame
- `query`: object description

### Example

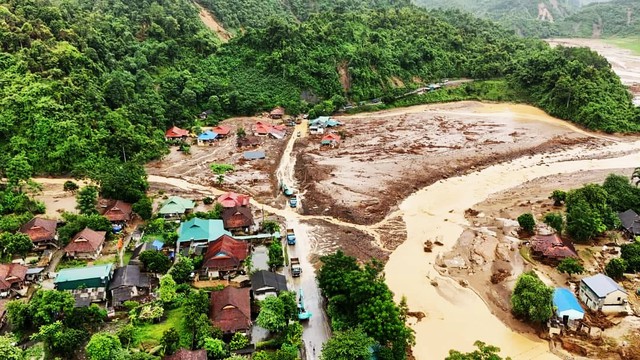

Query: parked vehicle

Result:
[281,183,293,197]
[291,257,302,277]
[287,228,296,245]
[289,194,298,208]
[297,289,312,320]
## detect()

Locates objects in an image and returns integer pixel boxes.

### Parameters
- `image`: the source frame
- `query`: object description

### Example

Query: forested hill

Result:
[0,0,639,178]
[561,0,640,37]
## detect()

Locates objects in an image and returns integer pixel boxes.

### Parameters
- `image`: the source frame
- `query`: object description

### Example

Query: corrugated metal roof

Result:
[178,218,231,243]
[553,288,584,318]
[244,151,265,160]
[581,273,627,297]
[54,264,112,283]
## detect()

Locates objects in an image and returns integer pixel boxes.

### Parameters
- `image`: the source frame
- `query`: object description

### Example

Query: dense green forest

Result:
[0,0,639,180]
[560,0,640,37]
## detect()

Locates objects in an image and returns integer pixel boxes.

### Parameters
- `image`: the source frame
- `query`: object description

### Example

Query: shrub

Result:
[517,213,535,233]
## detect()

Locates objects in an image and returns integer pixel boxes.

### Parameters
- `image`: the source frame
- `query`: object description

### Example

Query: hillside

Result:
[560,0,640,37]
[0,0,638,178]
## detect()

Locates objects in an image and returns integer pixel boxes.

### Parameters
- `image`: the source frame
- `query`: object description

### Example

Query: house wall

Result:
[579,284,628,312]
[67,286,107,302]
[579,284,602,311]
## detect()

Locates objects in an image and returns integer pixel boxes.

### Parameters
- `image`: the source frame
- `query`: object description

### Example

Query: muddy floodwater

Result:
[384,106,640,359]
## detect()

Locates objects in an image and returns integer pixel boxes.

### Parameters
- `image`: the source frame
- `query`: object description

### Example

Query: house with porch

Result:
[197,130,218,145]
[212,125,231,139]
[108,265,152,307]
[101,200,133,224]
[64,227,106,260]
[579,273,628,313]
[251,270,287,301]
[54,264,113,306]
[158,196,195,219]
[177,218,231,254]
[221,206,254,233]
[165,126,189,140]
[201,235,249,280]
[19,217,58,250]
[0,263,27,298]
[210,286,252,335]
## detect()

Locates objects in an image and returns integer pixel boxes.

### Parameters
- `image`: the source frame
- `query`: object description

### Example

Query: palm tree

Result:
[632,167,640,186]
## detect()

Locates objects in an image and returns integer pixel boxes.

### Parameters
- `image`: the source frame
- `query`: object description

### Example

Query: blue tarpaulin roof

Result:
[151,240,164,250]
[198,130,218,141]
[553,288,584,320]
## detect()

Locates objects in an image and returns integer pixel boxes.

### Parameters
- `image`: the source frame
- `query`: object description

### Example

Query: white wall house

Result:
[579,274,628,313]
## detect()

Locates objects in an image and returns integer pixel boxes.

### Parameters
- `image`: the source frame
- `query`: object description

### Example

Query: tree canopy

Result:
[510,272,553,324]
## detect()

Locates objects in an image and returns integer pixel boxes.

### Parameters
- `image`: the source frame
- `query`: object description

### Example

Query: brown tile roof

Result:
[0,263,27,290]
[20,217,57,243]
[164,349,207,360]
[103,200,133,222]
[221,206,254,229]
[217,192,250,208]
[531,234,577,259]
[210,287,251,333]
[212,125,231,136]
[203,235,249,271]
[165,126,189,138]
[65,227,106,254]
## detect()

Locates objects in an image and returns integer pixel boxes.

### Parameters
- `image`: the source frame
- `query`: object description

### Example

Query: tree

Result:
[140,250,171,274]
[158,274,178,303]
[63,181,79,193]
[236,127,246,138]
[0,232,34,258]
[28,289,75,327]
[76,186,99,215]
[517,213,535,234]
[446,341,510,360]
[204,337,227,359]
[602,174,640,212]
[32,321,86,356]
[510,272,553,324]
[621,241,640,272]
[117,323,136,349]
[278,291,298,322]
[256,295,287,332]
[268,240,284,268]
[542,212,564,235]
[565,184,619,242]
[91,161,148,203]
[262,220,280,234]
[170,256,194,283]
[86,332,123,360]
[229,332,249,351]
[5,153,32,192]
[6,300,30,331]
[605,258,627,280]
[57,213,112,244]
[133,196,153,220]
[632,167,640,187]
[321,328,374,360]
[557,258,584,278]
[161,328,181,355]
[210,164,234,175]
[283,322,303,347]
[64,304,107,332]
[0,335,23,360]
[183,290,211,349]
[549,190,566,206]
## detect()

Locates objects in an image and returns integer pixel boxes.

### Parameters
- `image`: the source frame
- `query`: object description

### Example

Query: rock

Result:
[459,279,469,287]
[430,279,438,287]
[423,240,433,252]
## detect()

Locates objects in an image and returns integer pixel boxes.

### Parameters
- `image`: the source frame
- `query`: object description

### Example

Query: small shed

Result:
[553,288,584,325]
[244,151,266,160]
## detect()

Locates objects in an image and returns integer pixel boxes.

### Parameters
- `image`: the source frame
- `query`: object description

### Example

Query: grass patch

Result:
[604,37,640,56]
[133,307,188,349]
[141,233,165,243]
[123,250,134,265]
[24,342,45,360]
[94,255,117,266]
[519,246,534,264]
[56,258,87,271]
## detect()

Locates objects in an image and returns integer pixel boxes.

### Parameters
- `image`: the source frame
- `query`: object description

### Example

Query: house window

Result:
[617,297,621,301]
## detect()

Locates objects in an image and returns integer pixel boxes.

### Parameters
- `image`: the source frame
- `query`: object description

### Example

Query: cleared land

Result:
[295,101,600,225]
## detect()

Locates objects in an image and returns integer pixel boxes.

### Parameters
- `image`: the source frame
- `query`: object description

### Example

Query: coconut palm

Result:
[632,167,640,186]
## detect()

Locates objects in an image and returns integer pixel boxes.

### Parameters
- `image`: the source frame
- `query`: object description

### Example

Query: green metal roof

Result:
[178,218,231,243]
[159,196,195,215]
[54,263,113,284]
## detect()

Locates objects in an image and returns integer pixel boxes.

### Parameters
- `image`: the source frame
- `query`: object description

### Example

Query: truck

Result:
[291,257,302,277]
[286,228,296,245]
[289,194,298,208]
[281,183,293,197]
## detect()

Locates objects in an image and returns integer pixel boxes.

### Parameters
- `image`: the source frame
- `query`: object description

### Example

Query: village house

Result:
[25,267,46,283]
[158,196,195,219]
[19,217,58,250]
[101,200,133,224]
[552,288,584,327]
[579,273,628,313]
[108,265,152,307]
[197,130,218,145]
[251,270,287,301]
[254,122,271,136]
[269,106,285,119]
[201,235,249,280]
[210,286,252,335]
[221,206,254,233]
[165,126,189,140]
[618,209,640,239]
[54,264,113,306]
[321,133,341,148]
[64,227,106,260]
[199,110,213,120]
[212,125,232,139]
[164,349,207,360]
[243,150,266,160]
[217,192,250,208]
[177,218,231,254]
[237,135,261,148]
[309,116,342,135]
[530,233,577,262]
[0,263,27,298]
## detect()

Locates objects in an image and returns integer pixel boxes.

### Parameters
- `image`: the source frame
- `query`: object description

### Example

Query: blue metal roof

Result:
[198,130,218,141]
[151,240,164,250]
[553,288,584,314]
